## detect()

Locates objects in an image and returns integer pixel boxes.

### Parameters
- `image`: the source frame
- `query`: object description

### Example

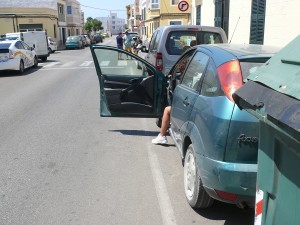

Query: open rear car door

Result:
[90,45,167,117]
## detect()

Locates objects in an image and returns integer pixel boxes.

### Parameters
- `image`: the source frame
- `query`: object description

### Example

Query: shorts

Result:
[125,46,132,52]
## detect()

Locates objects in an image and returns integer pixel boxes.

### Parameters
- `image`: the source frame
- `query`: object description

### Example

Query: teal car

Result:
[65,36,83,49]
[90,44,279,209]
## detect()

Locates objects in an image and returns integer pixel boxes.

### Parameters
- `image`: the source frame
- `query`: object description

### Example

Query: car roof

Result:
[192,44,281,66]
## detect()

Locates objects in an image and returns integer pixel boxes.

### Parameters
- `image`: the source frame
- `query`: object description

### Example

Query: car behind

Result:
[65,36,84,49]
[0,39,38,73]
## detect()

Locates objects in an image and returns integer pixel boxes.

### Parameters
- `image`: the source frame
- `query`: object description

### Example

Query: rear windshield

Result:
[166,31,223,55]
[0,43,11,49]
[240,61,269,80]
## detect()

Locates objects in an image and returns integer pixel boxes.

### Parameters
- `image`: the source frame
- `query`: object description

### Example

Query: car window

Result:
[15,41,24,49]
[166,31,224,55]
[0,43,11,49]
[240,62,266,80]
[148,30,161,52]
[171,49,196,77]
[200,60,223,97]
[21,42,31,50]
[181,51,209,90]
[93,48,154,77]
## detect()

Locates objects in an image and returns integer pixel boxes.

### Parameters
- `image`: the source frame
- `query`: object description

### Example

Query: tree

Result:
[84,17,103,33]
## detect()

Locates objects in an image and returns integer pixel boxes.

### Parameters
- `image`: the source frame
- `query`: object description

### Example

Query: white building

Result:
[192,0,300,47]
[97,12,125,35]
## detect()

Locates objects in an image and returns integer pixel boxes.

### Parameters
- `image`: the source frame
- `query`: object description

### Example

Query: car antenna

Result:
[229,17,240,44]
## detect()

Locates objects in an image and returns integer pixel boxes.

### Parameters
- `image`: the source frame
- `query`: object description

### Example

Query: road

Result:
[0,37,254,225]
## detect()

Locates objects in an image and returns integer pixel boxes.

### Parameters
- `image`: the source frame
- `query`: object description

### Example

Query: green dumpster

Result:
[233,35,300,225]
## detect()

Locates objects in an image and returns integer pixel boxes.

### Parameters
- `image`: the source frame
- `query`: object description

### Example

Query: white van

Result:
[5,31,49,62]
[141,25,228,75]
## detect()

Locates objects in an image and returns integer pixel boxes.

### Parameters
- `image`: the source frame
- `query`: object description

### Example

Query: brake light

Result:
[9,50,14,59]
[215,190,237,201]
[156,52,163,71]
[187,28,199,31]
[217,60,243,102]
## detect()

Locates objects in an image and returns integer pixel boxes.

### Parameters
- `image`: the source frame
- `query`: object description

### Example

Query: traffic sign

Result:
[178,1,189,12]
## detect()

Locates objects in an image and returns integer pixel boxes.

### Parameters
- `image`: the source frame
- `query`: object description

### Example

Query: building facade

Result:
[0,0,83,47]
[97,13,125,35]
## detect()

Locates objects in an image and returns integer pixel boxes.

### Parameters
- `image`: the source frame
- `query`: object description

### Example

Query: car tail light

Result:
[156,52,163,71]
[215,190,237,201]
[217,60,243,102]
[187,28,199,31]
[9,50,14,59]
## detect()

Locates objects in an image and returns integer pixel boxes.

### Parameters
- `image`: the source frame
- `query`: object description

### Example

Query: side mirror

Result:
[141,46,148,53]
[175,72,182,80]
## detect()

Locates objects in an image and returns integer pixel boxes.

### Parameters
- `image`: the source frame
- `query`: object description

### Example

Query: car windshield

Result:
[67,36,78,41]
[166,31,223,55]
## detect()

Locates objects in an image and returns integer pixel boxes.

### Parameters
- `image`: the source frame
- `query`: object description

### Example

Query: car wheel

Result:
[41,57,47,62]
[48,47,52,54]
[19,60,24,74]
[33,56,38,68]
[184,144,214,208]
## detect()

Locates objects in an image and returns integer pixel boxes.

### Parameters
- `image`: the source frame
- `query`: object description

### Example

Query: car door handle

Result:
[183,97,190,106]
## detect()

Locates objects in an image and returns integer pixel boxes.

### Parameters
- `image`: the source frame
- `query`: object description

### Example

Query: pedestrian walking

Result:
[116,32,123,60]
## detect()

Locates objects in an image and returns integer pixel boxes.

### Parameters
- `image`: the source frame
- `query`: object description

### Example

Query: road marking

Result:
[61,61,76,67]
[100,61,110,66]
[141,118,177,225]
[80,61,94,67]
[42,62,60,68]
[117,61,128,66]
[39,67,94,71]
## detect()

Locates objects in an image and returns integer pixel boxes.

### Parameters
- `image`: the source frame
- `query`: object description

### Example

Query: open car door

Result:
[90,45,167,117]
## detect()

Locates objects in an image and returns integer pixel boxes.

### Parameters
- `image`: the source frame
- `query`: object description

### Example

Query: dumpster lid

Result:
[246,35,300,100]
[233,35,300,139]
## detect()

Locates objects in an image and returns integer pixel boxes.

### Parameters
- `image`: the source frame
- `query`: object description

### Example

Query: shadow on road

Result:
[195,201,254,225]
[109,129,158,137]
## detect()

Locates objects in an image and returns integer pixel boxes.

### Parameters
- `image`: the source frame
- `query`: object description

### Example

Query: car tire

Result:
[48,47,52,54]
[33,56,38,68]
[41,57,47,62]
[184,144,214,208]
[19,60,24,74]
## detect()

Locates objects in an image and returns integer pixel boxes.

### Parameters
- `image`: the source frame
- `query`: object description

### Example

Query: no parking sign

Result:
[178,0,189,12]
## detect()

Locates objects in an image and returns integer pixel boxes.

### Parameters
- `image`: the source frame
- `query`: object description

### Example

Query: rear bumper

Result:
[197,155,257,207]
[0,59,19,70]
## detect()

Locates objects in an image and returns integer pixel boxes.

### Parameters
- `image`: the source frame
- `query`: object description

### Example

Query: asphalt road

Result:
[0,37,254,225]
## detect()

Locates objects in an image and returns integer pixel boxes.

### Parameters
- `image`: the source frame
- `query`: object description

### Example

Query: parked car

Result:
[82,35,91,46]
[94,34,103,43]
[140,25,228,76]
[5,31,49,62]
[0,39,38,73]
[48,37,57,53]
[65,36,84,49]
[89,43,280,209]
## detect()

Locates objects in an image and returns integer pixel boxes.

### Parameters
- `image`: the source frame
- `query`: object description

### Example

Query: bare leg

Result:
[160,106,171,136]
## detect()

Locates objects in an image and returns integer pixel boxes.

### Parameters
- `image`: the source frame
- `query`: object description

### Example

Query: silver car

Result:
[141,25,228,75]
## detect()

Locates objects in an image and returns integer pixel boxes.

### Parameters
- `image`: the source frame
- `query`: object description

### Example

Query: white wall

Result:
[265,0,300,47]
[200,0,215,26]
[227,0,252,44]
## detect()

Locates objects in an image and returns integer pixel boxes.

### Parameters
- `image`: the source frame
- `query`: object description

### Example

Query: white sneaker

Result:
[152,134,168,145]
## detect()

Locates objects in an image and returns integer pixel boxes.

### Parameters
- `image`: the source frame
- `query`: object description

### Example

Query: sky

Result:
[78,0,134,20]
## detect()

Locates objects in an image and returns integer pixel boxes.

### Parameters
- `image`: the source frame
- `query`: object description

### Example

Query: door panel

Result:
[171,51,209,144]
[90,45,165,117]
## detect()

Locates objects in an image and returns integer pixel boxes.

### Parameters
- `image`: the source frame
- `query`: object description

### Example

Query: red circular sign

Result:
[178,0,189,12]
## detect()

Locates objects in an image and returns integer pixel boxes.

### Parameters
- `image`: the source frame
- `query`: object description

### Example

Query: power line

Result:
[77,3,126,12]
